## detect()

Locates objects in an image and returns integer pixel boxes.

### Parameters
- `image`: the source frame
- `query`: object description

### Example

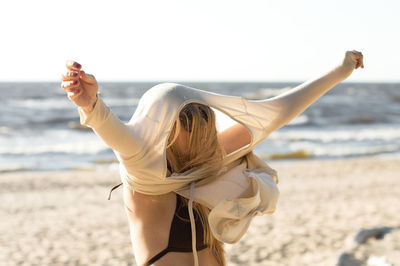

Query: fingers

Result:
[67,89,82,99]
[61,70,79,81]
[79,70,97,84]
[359,55,364,69]
[351,50,364,69]
[62,60,81,83]
[65,60,82,71]
[61,79,80,92]
[355,57,364,69]
[345,50,364,69]
[62,81,82,99]
[62,60,85,99]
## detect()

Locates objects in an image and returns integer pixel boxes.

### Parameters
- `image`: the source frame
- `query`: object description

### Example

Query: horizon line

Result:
[0,79,399,84]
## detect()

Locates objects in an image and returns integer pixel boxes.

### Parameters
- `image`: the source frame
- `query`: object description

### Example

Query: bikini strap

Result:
[107,182,123,200]
[144,248,170,266]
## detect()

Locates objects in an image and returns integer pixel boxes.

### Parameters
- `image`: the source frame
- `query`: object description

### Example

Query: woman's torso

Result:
[123,186,220,266]
[121,122,252,265]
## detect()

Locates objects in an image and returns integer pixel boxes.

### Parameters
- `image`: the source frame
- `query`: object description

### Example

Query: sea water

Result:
[0,81,399,172]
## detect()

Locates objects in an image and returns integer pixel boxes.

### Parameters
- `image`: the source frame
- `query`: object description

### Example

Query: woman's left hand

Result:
[342,50,364,69]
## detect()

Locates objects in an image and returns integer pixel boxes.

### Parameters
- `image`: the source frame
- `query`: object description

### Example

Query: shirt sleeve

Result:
[254,62,356,136]
[78,97,143,158]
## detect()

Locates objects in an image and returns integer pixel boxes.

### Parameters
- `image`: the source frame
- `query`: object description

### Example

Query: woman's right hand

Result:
[61,60,98,112]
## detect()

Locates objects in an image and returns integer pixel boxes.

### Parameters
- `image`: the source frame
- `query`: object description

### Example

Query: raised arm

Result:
[217,50,364,152]
[61,61,142,157]
[258,50,364,134]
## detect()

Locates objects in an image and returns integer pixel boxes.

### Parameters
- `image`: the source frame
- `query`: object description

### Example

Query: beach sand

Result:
[1,156,399,266]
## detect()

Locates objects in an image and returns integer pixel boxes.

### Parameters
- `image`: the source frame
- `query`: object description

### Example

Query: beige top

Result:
[78,53,357,256]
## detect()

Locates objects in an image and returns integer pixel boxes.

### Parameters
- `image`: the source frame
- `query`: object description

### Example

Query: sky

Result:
[0,0,399,82]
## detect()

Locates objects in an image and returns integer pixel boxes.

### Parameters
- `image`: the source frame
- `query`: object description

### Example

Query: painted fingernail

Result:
[73,80,78,85]
[74,63,81,69]
[76,89,81,94]
[72,72,78,77]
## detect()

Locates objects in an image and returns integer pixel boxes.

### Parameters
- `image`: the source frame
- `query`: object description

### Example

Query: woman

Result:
[61,50,364,266]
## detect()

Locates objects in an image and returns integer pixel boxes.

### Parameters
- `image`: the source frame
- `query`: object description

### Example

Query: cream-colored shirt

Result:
[78,52,357,247]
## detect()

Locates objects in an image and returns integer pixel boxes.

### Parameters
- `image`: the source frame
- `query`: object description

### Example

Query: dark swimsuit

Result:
[107,184,208,266]
[145,193,208,266]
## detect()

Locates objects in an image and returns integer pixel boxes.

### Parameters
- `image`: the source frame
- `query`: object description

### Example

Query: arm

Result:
[217,56,356,153]
[61,61,142,157]
[258,50,364,134]
[217,50,364,151]
[78,96,143,157]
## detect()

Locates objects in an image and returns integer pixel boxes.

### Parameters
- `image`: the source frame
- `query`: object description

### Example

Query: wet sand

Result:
[1,155,399,265]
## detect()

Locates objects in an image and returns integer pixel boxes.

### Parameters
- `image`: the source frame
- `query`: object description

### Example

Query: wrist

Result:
[81,95,98,114]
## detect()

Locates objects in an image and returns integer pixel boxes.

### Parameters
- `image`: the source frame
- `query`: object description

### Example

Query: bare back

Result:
[123,188,220,266]
[122,123,251,266]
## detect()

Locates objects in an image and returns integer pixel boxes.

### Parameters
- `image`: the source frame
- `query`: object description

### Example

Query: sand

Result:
[1,155,399,266]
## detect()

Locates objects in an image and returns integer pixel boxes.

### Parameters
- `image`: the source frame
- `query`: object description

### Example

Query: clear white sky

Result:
[0,0,398,82]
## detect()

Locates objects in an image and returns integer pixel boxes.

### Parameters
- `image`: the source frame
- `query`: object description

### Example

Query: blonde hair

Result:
[166,102,226,266]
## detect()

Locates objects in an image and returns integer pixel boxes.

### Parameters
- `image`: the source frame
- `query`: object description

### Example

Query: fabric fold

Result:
[79,58,356,244]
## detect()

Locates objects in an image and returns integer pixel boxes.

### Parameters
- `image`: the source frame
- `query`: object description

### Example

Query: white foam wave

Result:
[288,142,400,157]
[0,130,108,155]
[7,97,139,110]
[268,125,400,142]
[8,98,73,110]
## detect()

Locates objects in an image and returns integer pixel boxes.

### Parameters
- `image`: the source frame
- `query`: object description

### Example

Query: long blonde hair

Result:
[166,102,226,266]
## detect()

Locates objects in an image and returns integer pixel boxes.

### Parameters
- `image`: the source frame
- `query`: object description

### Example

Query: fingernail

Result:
[75,63,81,69]
[72,72,78,77]
[73,80,78,85]
[76,89,81,94]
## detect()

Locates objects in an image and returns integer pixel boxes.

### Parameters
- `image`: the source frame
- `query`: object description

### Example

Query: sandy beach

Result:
[1,155,399,266]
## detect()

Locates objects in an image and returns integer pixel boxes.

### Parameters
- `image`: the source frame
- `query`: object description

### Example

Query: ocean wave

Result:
[0,130,109,155]
[0,143,108,156]
[311,144,400,158]
[267,125,400,142]
[0,127,13,135]
[256,144,400,161]
[0,147,108,156]
[6,97,139,111]
[8,98,73,110]
[0,165,33,173]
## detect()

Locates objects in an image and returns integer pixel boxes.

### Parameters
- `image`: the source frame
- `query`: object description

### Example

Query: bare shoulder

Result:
[217,122,252,155]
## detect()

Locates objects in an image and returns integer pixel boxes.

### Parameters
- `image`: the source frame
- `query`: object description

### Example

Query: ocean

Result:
[1,81,399,172]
